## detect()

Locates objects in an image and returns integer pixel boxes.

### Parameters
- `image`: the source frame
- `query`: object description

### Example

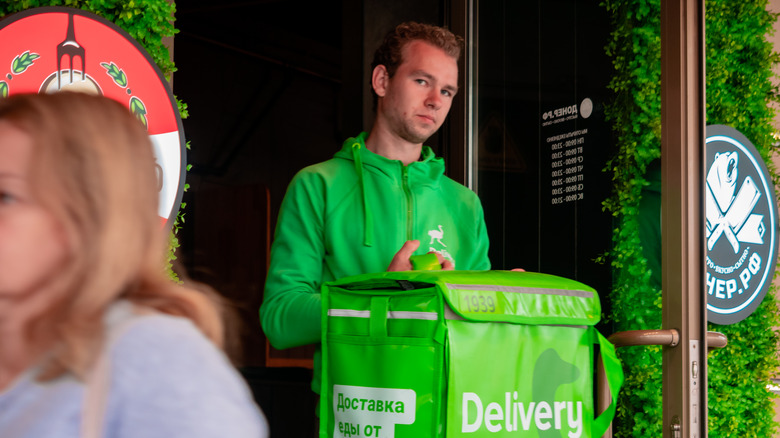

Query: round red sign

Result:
[0,7,186,227]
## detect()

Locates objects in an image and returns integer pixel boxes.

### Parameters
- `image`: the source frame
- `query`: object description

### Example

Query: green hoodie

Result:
[260,132,490,391]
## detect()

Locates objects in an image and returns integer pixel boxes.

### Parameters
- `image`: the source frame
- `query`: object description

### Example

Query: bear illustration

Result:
[707,151,738,213]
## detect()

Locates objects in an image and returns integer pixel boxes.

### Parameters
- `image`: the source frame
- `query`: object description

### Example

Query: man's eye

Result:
[415,79,428,86]
[441,89,452,97]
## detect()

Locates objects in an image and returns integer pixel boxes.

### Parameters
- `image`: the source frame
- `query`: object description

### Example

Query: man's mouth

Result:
[418,114,436,124]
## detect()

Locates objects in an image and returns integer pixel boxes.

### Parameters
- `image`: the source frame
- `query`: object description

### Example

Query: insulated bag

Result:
[320,270,623,438]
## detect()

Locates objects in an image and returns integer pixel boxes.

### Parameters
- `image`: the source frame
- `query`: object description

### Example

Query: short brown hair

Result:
[370,22,464,105]
[372,22,463,77]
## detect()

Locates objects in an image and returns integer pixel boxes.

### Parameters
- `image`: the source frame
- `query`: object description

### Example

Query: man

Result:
[260,22,490,393]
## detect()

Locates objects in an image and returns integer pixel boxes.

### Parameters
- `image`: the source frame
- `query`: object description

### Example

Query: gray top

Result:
[0,309,268,438]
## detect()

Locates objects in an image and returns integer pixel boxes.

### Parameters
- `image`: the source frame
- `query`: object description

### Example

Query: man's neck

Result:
[364,124,423,166]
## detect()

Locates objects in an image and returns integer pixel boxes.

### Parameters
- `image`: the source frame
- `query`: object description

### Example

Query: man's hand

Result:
[387,240,454,271]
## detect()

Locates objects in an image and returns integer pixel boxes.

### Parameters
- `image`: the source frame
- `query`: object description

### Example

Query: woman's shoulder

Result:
[103,303,268,438]
[109,307,210,355]
[106,305,239,395]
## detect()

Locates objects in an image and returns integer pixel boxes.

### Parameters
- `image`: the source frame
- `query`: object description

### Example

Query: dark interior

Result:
[173,1,446,435]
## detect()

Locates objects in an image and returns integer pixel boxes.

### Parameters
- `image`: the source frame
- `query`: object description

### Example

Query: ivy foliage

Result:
[601,1,663,435]
[602,0,780,437]
[0,0,187,281]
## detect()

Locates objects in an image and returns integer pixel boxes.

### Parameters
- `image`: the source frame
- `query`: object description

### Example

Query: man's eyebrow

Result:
[410,69,434,79]
[410,70,459,93]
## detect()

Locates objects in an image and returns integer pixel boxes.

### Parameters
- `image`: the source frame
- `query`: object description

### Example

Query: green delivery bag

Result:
[320,270,623,438]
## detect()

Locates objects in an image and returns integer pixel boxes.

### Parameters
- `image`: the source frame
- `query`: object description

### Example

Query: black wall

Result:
[476,0,613,298]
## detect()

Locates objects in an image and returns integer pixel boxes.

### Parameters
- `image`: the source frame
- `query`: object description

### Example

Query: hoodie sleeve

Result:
[260,169,326,349]
[469,198,492,271]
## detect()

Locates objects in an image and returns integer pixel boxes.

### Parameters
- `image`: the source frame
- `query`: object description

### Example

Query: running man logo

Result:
[705,125,778,325]
[427,224,455,266]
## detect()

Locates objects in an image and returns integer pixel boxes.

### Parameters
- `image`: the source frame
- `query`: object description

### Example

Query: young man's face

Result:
[376,40,459,145]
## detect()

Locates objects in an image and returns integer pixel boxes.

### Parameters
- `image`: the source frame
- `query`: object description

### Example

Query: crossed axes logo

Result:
[706,151,766,253]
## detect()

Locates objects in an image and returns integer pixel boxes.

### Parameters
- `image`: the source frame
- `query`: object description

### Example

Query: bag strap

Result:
[365,295,446,344]
[591,329,624,437]
[369,296,390,338]
[81,302,144,438]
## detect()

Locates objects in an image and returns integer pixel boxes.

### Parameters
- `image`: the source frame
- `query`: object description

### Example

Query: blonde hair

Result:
[0,92,223,380]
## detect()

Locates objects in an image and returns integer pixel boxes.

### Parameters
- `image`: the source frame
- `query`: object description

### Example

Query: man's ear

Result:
[372,65,389,97]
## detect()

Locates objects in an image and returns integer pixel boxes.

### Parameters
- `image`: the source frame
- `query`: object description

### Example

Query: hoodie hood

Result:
[335,132,445,247]
[334,133,446,183]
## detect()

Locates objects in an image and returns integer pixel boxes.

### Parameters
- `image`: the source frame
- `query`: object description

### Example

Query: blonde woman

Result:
[0,92,268,437]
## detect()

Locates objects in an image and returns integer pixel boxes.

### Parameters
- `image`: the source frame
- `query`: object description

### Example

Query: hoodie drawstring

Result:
[352,142,374,246]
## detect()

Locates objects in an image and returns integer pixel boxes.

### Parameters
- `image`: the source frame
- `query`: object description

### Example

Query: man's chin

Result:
[401,127,437,145]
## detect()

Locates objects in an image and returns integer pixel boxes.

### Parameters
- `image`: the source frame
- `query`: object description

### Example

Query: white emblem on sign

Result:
[706,151,765,253]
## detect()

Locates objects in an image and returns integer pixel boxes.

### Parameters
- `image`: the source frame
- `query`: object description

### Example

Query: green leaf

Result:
[101,61,128,88]
[11,51,39,74]
[129,96,148,129]
[0,81,7,98]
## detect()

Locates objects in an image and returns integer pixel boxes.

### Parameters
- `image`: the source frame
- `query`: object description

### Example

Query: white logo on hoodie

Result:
[428,225,446,247]
[427,224,454,266]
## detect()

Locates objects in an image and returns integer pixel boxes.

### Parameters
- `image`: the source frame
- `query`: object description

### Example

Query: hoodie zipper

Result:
[402,165,413,240]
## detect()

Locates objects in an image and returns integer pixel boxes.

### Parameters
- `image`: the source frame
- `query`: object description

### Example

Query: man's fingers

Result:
[387,240,420,271]
[429,251,454,270]
[395,240,420,261]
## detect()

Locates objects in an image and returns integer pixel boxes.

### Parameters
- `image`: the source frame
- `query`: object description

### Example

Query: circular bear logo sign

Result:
[0,7,185,228]
[706,125,778,325]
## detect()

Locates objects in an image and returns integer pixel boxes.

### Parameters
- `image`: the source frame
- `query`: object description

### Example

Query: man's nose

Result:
[425,89,442,109]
